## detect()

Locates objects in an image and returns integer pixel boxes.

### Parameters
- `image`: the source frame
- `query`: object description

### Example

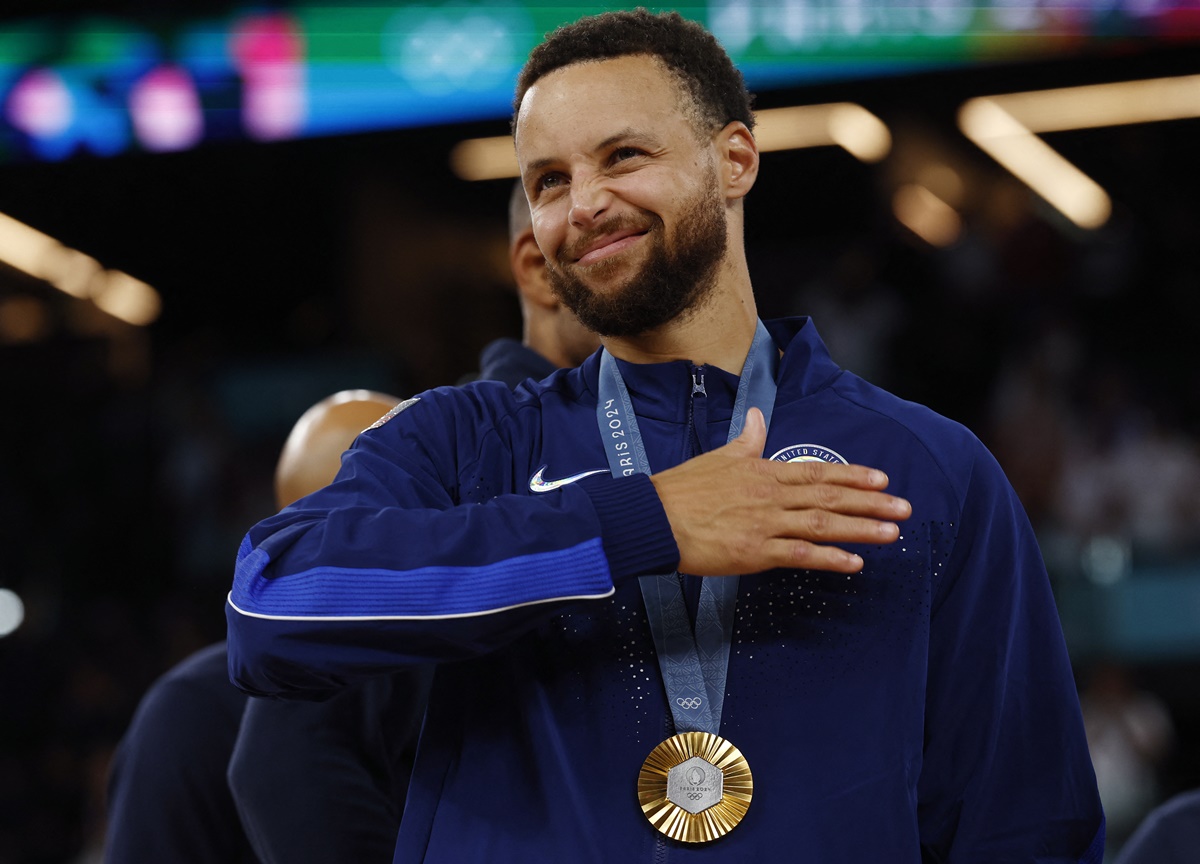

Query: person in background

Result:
[229,389,414,863]
[227,182,599,863]
[227,10,1103,862]
[108,182,596,863]
[105,389,415,864]
[464,178,601,381]
[1079,661,1175,855]
[104,640,259,863]
[1114,787,1200,864]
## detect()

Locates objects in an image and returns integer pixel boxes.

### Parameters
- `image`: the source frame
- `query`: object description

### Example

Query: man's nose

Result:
[568,174,612,228]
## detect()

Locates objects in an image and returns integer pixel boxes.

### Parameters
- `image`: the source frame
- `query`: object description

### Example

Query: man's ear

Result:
[716,121,759,201]
[510,229,557,311]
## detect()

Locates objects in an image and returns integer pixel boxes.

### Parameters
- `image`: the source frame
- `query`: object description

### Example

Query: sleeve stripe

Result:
[225,587,616,622]
[229,537,615,621]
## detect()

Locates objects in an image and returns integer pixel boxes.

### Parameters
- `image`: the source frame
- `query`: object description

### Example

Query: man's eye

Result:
[613,147,642,162]
[537,174,565,192]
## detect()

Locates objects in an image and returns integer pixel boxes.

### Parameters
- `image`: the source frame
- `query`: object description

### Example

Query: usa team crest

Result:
[769,444,848,465]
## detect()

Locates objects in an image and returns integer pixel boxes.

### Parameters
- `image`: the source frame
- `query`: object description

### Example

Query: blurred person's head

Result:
[274,390,400,508]
[508,180,599,367]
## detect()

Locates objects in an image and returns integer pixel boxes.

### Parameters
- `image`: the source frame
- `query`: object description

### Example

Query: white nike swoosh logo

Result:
[529,465,609,493]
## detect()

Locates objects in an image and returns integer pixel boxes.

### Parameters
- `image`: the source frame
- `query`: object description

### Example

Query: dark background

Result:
[0,5,1198,860]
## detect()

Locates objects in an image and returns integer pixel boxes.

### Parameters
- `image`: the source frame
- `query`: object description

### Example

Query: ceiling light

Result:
[0,209,162,325]
[959,98,1112,229]
[450,135,518,181]
[92,270,162,326]
[755,103,891,161]
[957,74,1200,230]
[893,183,962,247]
[985,74,1200,134]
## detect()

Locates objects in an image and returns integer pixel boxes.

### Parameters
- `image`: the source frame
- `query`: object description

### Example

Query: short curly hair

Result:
[512,8,755,137]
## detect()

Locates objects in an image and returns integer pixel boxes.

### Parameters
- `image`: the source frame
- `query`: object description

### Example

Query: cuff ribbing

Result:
[576,473,679,585]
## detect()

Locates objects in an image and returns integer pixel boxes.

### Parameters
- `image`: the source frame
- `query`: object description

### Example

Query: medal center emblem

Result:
[638,731,753,842]
[666,756,723,814]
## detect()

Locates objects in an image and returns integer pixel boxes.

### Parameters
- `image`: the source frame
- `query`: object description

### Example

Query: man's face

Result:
[514,55,728,338]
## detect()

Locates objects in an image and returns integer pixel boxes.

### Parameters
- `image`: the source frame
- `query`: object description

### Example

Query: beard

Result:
[545,175,728,338]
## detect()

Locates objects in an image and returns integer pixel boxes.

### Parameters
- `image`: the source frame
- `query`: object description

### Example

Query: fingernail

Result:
[869,470,887,485]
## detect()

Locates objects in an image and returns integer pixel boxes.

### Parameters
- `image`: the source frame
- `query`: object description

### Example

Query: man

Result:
[228,10,1103,862]
[227,184,598,863]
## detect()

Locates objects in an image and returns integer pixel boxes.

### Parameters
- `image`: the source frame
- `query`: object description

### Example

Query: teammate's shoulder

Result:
[510,362,590,401]
[363,380,544,447]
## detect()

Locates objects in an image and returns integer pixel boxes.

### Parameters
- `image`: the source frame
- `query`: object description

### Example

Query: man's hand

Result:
[650,408,911,575]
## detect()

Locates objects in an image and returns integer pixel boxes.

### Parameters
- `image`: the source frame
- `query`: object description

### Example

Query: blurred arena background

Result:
[0,1,1197,861]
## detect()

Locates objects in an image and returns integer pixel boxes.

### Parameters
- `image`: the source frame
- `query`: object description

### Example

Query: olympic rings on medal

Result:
[675,696,703,710]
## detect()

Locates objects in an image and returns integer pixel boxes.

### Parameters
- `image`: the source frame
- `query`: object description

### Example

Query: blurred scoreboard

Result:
[0,0,1195,162]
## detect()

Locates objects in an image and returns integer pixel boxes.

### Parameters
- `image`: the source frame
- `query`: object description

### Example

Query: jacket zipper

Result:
[682,367,707,623]
[653,367,709,864]
[689,366,708,458]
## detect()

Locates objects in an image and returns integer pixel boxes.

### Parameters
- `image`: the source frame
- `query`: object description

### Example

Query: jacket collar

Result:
[574,317,842,423]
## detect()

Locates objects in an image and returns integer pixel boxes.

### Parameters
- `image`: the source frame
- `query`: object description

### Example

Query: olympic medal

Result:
[637,731,753,843]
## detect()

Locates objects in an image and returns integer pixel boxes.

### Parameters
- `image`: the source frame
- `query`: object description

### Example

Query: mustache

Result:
[560,212,660,262]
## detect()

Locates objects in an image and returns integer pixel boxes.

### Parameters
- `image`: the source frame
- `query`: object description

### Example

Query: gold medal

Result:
[637,730,753,843]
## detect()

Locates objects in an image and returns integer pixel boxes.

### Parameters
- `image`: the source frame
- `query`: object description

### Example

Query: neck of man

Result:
[600,254,759,375]
[523,324,564,369]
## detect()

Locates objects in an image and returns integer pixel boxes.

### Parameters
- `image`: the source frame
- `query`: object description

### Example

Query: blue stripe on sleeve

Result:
[229,537,614,620]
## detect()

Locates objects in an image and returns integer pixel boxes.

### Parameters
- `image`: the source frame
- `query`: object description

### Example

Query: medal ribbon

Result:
[596,320,777,735]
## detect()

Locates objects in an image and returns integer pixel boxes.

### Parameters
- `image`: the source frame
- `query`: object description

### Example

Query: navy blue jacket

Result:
[228,318,1104,863]
[106,642,258,864]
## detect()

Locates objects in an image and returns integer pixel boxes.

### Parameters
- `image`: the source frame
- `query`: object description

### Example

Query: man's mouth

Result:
[571,227,648,266]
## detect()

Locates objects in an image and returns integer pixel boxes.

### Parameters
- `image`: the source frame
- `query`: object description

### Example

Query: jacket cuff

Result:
[576,473,679,585]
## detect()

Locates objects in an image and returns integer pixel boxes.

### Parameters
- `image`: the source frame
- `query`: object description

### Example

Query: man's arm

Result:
[916,445,1105,862]
[226,387,679,696]
[227,396,908,698]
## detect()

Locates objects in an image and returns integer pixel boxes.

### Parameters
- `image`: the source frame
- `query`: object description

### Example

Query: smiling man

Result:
[227,10,1104,862]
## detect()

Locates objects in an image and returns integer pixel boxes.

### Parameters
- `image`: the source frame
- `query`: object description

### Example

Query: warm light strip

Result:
[0,211,64,282]
[958,74,1200,231]
[92,270,162,327]
[449,136,518,181]
[893,183,962,248]
[988,74,1200,133]
[0,209,162,325]
[756,104,892,162]
[450,103,892,180]
[752,104,842,151]
[959,98,1112,229]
